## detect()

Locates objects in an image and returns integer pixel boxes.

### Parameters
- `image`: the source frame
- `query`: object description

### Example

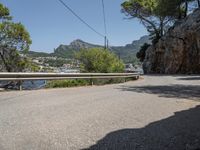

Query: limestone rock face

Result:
[143,9,200,74]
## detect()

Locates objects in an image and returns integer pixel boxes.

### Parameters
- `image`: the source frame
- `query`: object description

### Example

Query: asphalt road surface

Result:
[0,75,200,150]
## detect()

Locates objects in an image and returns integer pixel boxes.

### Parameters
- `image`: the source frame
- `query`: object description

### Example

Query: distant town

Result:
[28,55,143,74]
[30,56,80,73]
[19,37,150,74]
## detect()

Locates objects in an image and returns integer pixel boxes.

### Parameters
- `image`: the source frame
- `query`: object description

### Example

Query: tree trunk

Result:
[178,5,182,19]
[0,51,11,72]
[184,0,188,18]
[197,0,200,8]
[160,18,164,37]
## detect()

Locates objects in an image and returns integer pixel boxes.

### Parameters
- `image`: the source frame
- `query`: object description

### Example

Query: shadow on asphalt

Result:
[118,84,200,101]
[83,105,200,150]
[177,77,200,81]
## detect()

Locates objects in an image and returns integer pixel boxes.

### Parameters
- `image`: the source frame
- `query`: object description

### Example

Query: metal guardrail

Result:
[0,72,140,81]
[0,72,140,90]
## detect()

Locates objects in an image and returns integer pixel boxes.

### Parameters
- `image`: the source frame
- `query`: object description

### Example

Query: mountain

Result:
[53,35,151,62]
[110,35,151,61]
[24,51,50,57]
[52,39,102,58]
[27,35,151,63]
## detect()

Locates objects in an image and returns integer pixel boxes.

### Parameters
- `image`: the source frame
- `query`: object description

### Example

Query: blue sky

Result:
[0,0,147,52]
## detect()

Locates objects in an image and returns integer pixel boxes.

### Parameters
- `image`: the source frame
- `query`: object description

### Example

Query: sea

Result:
[0,80,46,90]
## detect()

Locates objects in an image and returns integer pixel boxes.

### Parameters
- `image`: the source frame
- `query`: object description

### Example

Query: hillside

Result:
[52,39,102,58]
[24,51,50,58]
[53,35,150,62]
[111,35,150,61]
[27,35,150,63]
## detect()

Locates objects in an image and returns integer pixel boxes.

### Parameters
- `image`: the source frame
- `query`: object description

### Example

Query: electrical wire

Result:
[58,0,105,38]
[101,0,107,36]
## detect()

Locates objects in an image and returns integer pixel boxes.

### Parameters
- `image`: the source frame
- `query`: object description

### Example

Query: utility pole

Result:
[104,36,107,49]
[107,39,109,50]
[118,52,121,60]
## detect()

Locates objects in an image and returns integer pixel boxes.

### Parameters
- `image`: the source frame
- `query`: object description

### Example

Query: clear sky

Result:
[0,0,147,53]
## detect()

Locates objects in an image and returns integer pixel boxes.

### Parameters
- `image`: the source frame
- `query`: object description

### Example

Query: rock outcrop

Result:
[143,9,200,74]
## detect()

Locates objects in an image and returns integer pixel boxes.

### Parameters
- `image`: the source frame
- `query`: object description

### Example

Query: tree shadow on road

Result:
[177,77,200,81]
[83,105,200,150]
[119,84,200,101]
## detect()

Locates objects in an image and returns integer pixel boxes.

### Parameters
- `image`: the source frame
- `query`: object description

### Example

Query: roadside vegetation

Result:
[0,4,31,72]
[46,79,89,88]
[0,3,37,89]
[46,48,128,88]
[46,78,135,88]
[75,48,124,73]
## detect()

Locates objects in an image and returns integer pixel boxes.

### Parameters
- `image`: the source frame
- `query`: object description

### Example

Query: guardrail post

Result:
[19,80,22,91]
[90,78,94,86]
[89,74,94,86]
[136,75,139,80]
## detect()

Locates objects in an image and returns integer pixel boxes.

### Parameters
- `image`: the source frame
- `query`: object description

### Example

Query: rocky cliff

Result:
[143,9,200,74]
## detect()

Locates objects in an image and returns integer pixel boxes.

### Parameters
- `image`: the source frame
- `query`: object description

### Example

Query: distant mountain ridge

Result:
[27,35,151,63]
[110,35,151,61]
[52,39,103,58]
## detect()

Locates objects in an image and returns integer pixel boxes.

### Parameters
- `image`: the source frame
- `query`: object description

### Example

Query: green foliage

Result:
[122,0,170,40]
[46,79,89,88]
[24,51,50,58]
[0,22,31,51]
[136,43,151,62]
[0,3,31,72]
[46,78,136,88]
[0,3,11,20]
[121,0,199,43]
[28,62,40,72]
[75,48,125,73]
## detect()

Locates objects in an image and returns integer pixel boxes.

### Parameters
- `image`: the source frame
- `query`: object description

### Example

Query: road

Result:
[0,75,200,150]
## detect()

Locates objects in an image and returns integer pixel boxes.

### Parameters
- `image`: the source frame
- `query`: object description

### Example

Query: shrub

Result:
[46,79,89,88]
[75,48,125,73]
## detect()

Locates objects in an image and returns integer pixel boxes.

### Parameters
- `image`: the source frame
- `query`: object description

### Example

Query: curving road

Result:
[0,75,200,150]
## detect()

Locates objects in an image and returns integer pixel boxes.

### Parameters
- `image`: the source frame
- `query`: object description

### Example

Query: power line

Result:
[101,0,109,49]
[101,0,107,36]
[57,0,105,38]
